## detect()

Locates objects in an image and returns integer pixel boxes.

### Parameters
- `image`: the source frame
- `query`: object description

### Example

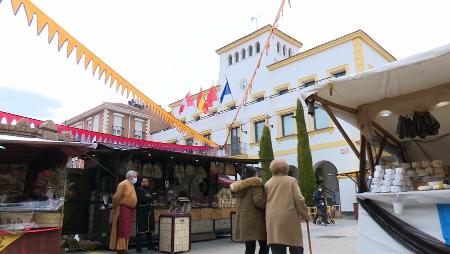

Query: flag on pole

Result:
[178,99,186,114]
[186,92,194,107]
[179,92,194,114]
[207,85,218,107]
[220,79,232,104]
[197,88,206,112]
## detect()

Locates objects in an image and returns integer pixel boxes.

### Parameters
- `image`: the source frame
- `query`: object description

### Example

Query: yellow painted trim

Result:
[249,142,260,147]
[191,113,200,121]
[249,115,268,143]
[209,107,219,115]
[225,122,242,145]
[275,106,296,138]
[276,134,296,142]
[327,64,350,77]
[308,127,335,136]
[352,38,365,72]
[307,115,314,132]
[251,91,266,101]
[225,100,238,110]
[274,139,354,156]
[166,138,177,144]
[298,74,318,87]
[247,155,260,160]
[273,83,291,95]
[216,25,303,54]
[179,117,187,123]
[368,64,374,69]
[267,30,396,71]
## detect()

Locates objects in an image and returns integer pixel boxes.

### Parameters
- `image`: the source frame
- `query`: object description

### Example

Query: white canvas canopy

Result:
[302,43,450,165]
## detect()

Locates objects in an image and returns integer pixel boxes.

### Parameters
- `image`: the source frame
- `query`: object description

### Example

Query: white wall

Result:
[152,30,393,212]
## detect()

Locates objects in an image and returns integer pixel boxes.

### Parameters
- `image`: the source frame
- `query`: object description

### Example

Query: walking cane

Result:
[306,220,312,254]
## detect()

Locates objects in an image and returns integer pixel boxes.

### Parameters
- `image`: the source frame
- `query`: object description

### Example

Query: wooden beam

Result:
[366,141,375,177]
[375,138,387,165]
[315,95,358,115]
[358,134,367,193]
[372,121,401,147]
[322,103,360,159]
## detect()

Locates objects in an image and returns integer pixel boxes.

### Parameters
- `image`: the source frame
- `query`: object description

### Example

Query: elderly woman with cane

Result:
[230,166,269,254]
[264,159,312,254]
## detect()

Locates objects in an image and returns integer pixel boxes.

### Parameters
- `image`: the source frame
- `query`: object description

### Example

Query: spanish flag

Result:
[197,88,206,112]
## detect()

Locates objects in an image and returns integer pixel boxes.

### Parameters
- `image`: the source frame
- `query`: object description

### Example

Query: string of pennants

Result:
[0,111,213,153]
[224,0,291,145]
[5,0,218,147]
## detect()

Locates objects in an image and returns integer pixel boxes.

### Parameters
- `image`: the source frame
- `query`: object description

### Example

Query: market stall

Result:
[302,43,450,253]
[73,142,258,247]
[0,128,96,254]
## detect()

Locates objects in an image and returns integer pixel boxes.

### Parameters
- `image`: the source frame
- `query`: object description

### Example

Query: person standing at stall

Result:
[109,170,138,254]
[230,166,269,254]
[136,177,157,253]
[265,160,311,254]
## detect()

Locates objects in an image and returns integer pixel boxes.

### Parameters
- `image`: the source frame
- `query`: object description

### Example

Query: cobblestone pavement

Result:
[82,218,357,254]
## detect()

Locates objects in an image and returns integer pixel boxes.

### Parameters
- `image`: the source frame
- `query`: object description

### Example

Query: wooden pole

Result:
[358,135,367,193]
[366,142,375,177]
[306,220,313,254]
[372,121,401,147]
[322,103,360,159]
[375,138,387,165]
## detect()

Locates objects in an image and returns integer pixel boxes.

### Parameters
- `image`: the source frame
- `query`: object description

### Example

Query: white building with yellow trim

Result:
[152,25,395,212]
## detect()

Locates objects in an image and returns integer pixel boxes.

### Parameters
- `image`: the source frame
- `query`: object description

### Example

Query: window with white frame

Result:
[135,120,143,139]
[248,45,253,56]
[254,120,265,142]
[281,113,295,136]
[228,55,232,65]
[235,52,239,62]
[256,42,260,53]
[332,70,347,78]
[241,48,246,60]
[86,119,93,131]
[113,115,123,136]
[314,107,330,130]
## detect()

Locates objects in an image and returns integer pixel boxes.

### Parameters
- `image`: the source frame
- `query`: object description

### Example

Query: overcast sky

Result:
[1,0,450,123]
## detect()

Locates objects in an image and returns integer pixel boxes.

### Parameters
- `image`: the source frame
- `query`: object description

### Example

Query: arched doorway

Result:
[314,161,340,205]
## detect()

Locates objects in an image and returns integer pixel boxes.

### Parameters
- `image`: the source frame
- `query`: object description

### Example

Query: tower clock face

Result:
[239,79,248,91]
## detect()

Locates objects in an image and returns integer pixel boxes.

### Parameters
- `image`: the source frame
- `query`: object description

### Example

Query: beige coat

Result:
[265,175,311,247]
[109,179,137,251]
[230,177,266,242]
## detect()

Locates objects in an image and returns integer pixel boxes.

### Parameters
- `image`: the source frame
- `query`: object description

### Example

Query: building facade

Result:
[152,25,396,212]
[64,101,169,140]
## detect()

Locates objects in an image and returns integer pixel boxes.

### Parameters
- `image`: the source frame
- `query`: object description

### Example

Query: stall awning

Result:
[94,143,260,165]
[0,134,97,164]
[302,43,450,164]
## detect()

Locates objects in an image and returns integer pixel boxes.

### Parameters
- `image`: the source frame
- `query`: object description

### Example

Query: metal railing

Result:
[111,126,124,137]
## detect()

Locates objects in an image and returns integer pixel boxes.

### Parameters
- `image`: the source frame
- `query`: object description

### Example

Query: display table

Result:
[159,213,191,253]
[357,190,450,254]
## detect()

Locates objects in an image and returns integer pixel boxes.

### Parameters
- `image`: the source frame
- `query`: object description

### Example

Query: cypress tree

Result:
[258,125,274,183]
[296,99,317,207]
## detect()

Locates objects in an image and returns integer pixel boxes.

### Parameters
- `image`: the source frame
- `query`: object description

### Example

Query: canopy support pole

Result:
[372,122,401,147]
[322,103,360,159]
[375,138,387,165]
[366,141,375,177]
[358,134,367,193]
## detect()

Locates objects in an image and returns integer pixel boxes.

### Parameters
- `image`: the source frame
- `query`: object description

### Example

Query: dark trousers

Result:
[245,240,269,254]
[270,244,304,254]
[136,232,153,252]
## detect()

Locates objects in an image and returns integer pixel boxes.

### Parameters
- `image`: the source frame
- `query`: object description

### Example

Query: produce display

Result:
[370,160,449,193]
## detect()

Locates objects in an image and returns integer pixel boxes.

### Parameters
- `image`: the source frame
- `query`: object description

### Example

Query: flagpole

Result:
[225,75,237,108]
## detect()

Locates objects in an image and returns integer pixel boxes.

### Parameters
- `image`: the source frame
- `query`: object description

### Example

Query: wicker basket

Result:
[33,212,62,228]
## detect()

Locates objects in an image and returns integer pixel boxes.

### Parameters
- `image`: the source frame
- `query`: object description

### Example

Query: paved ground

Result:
[82,218,357,254]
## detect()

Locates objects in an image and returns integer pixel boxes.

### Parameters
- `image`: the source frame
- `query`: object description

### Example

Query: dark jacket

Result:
[230,177,266,242]
[136,187,157,234]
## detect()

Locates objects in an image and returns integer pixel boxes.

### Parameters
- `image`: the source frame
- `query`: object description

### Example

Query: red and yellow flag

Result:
[197,88,206,112]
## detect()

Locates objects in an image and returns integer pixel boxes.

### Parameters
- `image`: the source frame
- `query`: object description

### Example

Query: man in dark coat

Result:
[313,185,329,224]
[135,177,157,253]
